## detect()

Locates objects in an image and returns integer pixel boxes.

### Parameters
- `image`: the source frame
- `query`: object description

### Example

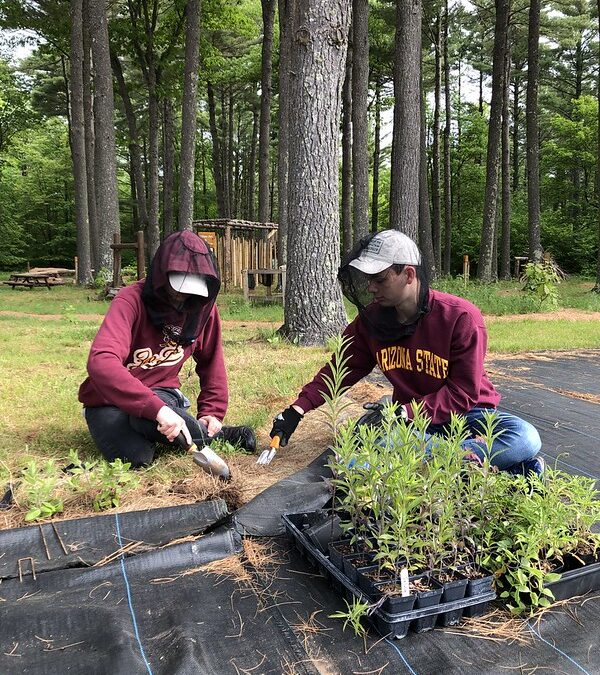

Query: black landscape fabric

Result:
[1,351,599,674]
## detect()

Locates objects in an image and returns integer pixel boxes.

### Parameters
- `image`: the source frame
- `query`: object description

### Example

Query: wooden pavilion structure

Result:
[192,219,279,290]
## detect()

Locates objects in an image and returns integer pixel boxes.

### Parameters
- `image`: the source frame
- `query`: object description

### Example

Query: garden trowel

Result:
[256,434,280,465]
[174,431,231,481]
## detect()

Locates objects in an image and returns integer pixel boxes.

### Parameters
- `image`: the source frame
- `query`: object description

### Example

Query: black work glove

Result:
[270,406,304,447]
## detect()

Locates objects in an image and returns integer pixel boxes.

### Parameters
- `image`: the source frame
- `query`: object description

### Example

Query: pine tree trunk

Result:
[82,0,98,273]
[500,35,511,280]
[258,0,275,223]
[220,88,230,217]
[442,0,452,275]
[341,32,353,256]
[389,0,421,240]
[277,0,295,267]
[163,98,175,235]
[207,82,227,217]
[526,0,542,262]
[432,13,442,270]
[283,0,350,345]
[352,0,369,242]
[371,77,381,234]
[512,73,520,193]
[111,53,148,235]
[419,71,436,280]
[179,0,202,230]
[147,68,161,257]
[248,102,259,221]
[88,0,120,273]
[478,0,510,282]
[70,0,92,285]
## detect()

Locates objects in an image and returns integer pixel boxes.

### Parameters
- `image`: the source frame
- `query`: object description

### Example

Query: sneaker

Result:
[217,426,257,453]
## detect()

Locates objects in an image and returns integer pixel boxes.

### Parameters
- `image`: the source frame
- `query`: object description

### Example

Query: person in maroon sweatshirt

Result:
[79,231,255,467]
[270,230,543,475]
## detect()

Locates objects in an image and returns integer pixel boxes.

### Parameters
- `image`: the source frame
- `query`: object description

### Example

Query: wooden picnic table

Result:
[3,272,66,290]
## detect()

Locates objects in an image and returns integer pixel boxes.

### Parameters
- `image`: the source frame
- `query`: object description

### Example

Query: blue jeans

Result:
[84,388,210,467]
[426,407,541,471]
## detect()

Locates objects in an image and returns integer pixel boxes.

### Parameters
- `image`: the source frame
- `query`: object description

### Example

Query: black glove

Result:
[270,406,304,447]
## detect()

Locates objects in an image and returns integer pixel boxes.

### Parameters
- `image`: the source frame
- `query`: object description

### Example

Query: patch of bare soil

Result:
[486,309,600,322]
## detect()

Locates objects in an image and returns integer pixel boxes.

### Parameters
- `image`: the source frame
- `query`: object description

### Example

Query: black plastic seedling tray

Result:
[282,510,497,639]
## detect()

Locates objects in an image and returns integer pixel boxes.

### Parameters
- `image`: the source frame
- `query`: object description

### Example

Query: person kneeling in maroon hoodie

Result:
[79,230,255,467]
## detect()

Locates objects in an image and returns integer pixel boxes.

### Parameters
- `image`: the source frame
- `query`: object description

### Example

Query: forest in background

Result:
[0,1,599,308]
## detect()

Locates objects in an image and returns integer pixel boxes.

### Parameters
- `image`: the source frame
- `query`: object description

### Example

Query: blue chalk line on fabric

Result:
[115,512,153,675]
[385,637,418,674]
[528,621,590,675]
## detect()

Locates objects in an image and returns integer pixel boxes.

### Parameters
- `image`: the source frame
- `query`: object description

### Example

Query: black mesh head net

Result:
[338,231,430,343]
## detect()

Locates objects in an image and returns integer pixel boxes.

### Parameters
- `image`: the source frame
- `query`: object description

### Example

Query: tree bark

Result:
[432,13,442,271]
[163,98,175,235]
[111,52,148,235]
[478,0,510,282]
[88,0,120,273]
[179,0,202,230]
[258,0,275,223]
[526,0,542,262]
[512,75,521,194]
[248,101,259,221]
[277,0,295,267]
[341,30,353,256]
[500,32,511,280]
[351,0,369,242]
[442,0,452,275]
[389,0,421,240]
[284,0,350,345]
[82,0,98,273]
[371,77,381,234]
[419,71,436,280]
[227,88,235,217]
[207,82,226,217]
[69,0,92,285]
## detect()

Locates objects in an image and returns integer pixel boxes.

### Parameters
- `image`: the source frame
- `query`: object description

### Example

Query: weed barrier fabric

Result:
[488,351,600,480]
[0,500,229,579]
[234,451,332,537]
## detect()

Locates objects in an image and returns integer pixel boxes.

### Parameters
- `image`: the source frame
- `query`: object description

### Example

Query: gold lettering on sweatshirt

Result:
[376,346,413,374]
[376,346,447,380]
[415,349,448,380]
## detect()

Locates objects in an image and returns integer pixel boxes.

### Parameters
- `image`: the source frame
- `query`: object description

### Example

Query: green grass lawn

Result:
[1,276,598,526]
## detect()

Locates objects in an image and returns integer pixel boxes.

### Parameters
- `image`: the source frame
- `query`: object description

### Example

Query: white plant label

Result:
[400,567,410,597]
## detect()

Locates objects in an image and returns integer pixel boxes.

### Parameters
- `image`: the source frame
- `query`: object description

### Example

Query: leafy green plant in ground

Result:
[20,459,64,521]
[16,451,140,521]
[521,261,562,308]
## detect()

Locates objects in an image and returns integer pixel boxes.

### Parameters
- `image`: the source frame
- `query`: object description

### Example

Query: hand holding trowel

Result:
[256,406,304,466]
[174,431,231,480]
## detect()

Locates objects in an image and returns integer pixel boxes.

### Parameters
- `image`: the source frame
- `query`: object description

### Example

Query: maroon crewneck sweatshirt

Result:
[294,289,500,425]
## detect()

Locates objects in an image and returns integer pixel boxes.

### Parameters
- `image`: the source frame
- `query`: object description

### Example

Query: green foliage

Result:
[17,450,140,521]
[329,596,370,639]
[521,261,561,308]
[21,459,63,521]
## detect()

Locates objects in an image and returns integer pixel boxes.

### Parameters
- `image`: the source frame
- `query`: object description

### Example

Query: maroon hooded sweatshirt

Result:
[79,232,228,422]
[294,289,500,425]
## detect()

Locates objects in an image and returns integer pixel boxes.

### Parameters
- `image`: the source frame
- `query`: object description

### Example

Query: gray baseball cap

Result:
[348,230,422,275]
